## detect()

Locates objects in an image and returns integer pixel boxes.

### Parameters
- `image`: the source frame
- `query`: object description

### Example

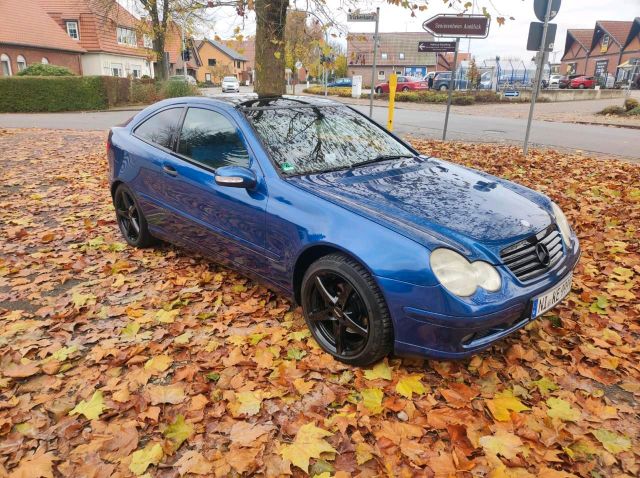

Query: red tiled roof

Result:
[567,29,594,50]
[0,0,85,52]
[595,20,634,47]
[37,0,150,57]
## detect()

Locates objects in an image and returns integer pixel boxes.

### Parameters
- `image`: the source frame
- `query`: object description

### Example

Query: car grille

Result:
[500,224,564,282]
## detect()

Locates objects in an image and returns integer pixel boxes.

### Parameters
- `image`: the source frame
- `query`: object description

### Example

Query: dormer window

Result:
[602,34,609,48]
[117,27,137,46]
[66,21,79,40]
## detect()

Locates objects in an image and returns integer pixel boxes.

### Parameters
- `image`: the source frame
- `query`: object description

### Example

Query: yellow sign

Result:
[387,73,397,131]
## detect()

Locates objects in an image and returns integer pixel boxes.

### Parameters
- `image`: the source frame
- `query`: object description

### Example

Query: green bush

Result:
[452,95,475,105]
[627,106,640,116]
[160,80,200,98]
[16,63,74,76]
[598,105,626,116]
[624,98,639,112]
[100,76,130,107]
[131,81,161,104]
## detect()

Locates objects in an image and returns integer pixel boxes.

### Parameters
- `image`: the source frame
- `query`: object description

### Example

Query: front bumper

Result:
[378,238,580,359]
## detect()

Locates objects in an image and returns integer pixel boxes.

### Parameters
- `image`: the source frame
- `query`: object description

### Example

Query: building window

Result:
[208,58,217,67]
[601,34,609,52]
[41,57,49,64]
[66,21,79,40]
[117,27,137,46]
[399,53,405,60]
[381,53,387,60]
[378,70,385,79]
[16,55,27,72]
[143,34,153,49]
[131,65,142,78]
[594,60,608,78]
[111,63,123,77]
[1,54,11,76]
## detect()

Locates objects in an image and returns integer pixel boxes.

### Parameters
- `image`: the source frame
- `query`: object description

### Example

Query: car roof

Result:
[144,95,341,114]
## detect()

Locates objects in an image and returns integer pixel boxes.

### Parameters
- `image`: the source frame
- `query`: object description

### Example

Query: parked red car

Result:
[375,76,429,94]
[570,76,596,89]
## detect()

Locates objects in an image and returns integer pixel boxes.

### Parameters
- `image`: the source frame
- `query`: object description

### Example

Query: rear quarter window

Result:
[134,107,183,149]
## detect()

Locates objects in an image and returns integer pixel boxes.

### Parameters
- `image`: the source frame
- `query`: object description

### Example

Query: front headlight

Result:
[551,202,572,247]
[430,248,502,297]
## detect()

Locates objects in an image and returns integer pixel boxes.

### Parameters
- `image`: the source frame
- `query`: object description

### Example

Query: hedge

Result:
[0,76,131,112]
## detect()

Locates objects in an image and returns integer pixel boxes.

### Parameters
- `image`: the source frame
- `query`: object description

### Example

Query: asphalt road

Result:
[0,101,637,160]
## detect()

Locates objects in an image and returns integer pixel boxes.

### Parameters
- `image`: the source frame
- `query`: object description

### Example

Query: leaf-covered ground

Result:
[0,128,638,478]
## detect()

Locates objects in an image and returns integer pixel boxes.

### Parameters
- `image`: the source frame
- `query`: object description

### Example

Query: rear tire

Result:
[439,84,448,91]
[301,253,394,366]
[113,183,156,248]
[375,87,383,94]
[402,86,410,92]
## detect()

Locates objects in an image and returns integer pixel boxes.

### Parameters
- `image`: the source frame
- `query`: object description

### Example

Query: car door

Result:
[151,106,270,272]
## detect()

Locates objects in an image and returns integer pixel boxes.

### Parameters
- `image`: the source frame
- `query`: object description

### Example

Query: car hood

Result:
[288,156,552,257]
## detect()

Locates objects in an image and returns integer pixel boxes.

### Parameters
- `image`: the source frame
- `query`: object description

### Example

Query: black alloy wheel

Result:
[301,253,393,366]
[114,184,155,248]
[375,87,383,94]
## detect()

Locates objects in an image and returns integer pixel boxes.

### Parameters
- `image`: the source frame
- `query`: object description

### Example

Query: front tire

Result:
[301,253,394,366]
[113,184,156,248]
[439,84,448,91]
[375,87,383,94]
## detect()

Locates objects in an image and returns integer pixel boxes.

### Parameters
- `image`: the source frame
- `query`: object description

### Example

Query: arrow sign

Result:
[504,91,520,97]
[418,41,457,53]
[422,14,490,38]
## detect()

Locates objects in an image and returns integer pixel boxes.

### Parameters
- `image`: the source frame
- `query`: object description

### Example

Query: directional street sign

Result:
[504,91,520,97]
[418,41,457,53]
[422,14,490,38]
[534,0,561,22]
[347,11,377,22]
[527,22,557,52]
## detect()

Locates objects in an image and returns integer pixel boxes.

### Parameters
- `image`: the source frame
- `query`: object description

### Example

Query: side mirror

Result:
[214,166,257,190]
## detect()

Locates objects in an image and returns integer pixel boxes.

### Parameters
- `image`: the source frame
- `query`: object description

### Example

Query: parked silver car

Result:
[222,76,240,93]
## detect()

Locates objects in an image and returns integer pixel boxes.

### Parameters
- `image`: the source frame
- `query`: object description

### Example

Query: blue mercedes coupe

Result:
[107,95,580,365]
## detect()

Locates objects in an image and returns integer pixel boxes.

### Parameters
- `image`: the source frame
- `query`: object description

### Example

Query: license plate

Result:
[531,273,573,319]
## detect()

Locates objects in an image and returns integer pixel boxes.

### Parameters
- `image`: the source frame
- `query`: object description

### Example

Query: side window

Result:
[134,107,183,149]
[177,108,250,170]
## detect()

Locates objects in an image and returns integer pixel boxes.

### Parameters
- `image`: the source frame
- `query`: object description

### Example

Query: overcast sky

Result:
[202,0,639,63]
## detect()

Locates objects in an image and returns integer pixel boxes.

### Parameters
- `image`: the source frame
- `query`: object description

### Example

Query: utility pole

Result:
[369,7,380,118]
[523,0,553,156]
[442,38,460,141]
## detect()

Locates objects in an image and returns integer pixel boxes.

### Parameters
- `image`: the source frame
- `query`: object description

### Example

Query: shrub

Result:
[627,106,640,116]
[624,98,639,112]
[452,95,475,105]
[100,76,130,107]
[0,76,105,112]
[131,81,160,104]
[16,63,74,76]
[160,80,200,98]
[598,105,626,116]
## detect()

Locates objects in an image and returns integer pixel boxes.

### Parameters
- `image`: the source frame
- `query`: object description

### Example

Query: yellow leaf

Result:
[175,331,191,345]
[364,360,392,380]
[546,398,581,422]
[486,391,530,421]
[129,442,164,475]
[355,442,374,465]
[395,374,426,399]
[274,51,281,59]
[144,354,172,374]
[121,321,141,337]
[592,429,631,454]
[230,391,262,417]
[361,388,384,414]
[163,414,194,449]
[293,378,314,395]
[72,292,96,308]
[173,450,212,475]
[280,423,337,472]
[156,309,179,323]
[69,390,105,420]
[479,430,524,460]
[50,345,78,362]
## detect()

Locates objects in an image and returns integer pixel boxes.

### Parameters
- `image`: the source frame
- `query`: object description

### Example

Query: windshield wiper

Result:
[348,154,415,170]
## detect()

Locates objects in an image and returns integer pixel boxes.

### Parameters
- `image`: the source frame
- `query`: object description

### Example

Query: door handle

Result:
[162,164,178,176]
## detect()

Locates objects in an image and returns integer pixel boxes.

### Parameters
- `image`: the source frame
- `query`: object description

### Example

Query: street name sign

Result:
[418,41,457,53]
[526,22,557,52]
[534,0,561,22]
[504,91,520,97]
[422,14,490,38]
[347,11,377,22]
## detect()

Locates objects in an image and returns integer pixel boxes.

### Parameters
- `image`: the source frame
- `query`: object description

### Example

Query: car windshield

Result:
[223,76,237,82]
[244,105,415,176]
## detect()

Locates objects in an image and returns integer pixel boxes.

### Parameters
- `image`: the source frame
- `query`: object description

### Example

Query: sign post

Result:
[523,0,558,156]
[348,9,379,118]
[387,73,397,131]
[422,14,490,141]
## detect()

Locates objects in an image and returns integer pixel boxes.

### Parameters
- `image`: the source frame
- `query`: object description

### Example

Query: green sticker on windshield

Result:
[281,162,295,173]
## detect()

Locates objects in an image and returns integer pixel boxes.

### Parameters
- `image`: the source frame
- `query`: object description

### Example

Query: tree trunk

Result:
[154,33,168,80]
[254,0,288,97]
